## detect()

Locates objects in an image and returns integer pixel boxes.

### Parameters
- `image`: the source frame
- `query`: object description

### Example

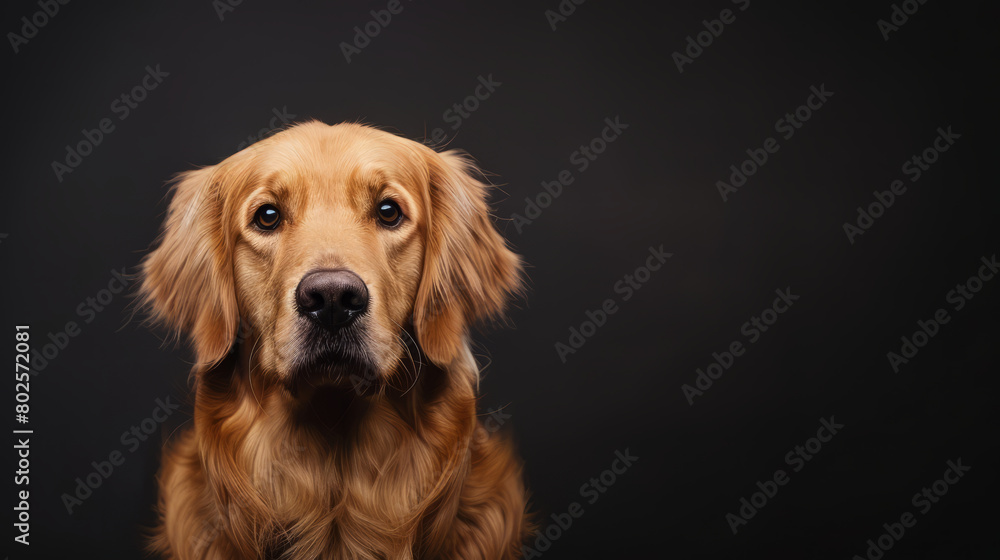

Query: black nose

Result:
[296,269,369,331]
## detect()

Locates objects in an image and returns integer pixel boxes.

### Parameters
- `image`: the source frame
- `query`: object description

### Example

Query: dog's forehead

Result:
[256,122,426,187]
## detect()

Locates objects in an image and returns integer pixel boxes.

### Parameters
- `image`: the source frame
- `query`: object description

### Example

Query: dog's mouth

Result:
[288,325,381,394]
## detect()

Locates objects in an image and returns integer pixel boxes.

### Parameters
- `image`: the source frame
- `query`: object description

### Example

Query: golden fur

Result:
[140,121,530,559]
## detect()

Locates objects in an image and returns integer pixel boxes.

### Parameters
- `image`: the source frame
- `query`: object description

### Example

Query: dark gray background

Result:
[3,0,998,558]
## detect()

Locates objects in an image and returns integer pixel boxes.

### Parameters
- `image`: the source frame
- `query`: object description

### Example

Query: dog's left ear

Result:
[414,150,524,367]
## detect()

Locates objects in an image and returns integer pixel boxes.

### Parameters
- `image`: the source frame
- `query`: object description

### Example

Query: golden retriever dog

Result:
[139,121,531,559]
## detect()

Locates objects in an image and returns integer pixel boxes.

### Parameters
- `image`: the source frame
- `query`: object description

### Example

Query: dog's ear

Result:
[414,150,524,367]
[140,165,240,368]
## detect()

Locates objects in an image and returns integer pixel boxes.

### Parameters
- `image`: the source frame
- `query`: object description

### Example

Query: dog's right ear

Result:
[139,166,240,369]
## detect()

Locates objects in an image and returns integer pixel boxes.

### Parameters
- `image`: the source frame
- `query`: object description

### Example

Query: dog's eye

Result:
[254,204,281,230]
[376,201,403,227]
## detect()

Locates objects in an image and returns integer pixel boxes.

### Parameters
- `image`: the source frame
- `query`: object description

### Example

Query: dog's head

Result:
[140,121,521,391]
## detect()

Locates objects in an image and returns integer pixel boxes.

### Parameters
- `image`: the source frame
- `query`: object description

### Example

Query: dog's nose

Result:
[296,269,369,330]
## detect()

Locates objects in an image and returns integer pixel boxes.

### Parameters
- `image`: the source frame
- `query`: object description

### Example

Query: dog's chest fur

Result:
[181,387,473,559]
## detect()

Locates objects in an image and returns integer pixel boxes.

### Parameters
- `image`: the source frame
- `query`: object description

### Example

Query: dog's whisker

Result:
[381,331,412,392]
[246,331,267,413]
[164,417,193,443]
[389,318,423,397]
